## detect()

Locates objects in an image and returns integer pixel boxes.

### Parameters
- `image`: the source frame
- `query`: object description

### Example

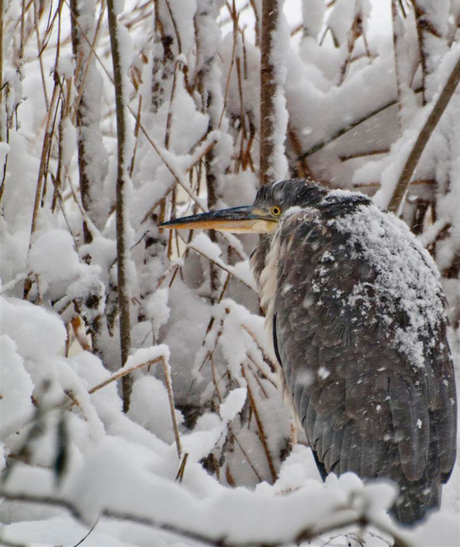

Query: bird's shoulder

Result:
[271,190,456,509]
[274,190,455,464]
[277,190,448,371]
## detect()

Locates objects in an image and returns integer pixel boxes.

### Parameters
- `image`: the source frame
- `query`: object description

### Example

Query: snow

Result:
[267,0,290,182]
[55,54,75,79]
[29,229,82,285]
[301,0,326,39]
[128,375,183,444]
[0,0,458,545]
[190,233,256,290]
[0,336,34,442]
[219,387,247,422]
[146,288,170,341]
[0,295,67,359]
[327,194,446,368]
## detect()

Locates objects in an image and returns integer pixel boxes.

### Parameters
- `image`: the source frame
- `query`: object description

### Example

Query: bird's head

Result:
[160,178,327,234]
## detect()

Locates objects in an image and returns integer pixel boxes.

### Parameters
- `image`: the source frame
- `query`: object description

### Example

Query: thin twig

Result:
[259,0,281,185]
[299,87,423,159]
[161,355,182,458]
[388,54,460,213]
[188,241,254,291]
[107,0,133,411]
[87,357,163,395]
[240,363,277,483]
[0,488,412,547]
[241,324,277,374]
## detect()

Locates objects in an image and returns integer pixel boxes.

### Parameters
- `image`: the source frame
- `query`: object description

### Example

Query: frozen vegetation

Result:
[0,0,459,545]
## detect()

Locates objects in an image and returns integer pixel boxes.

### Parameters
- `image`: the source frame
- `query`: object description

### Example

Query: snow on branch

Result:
[260,0,289,185]
[387,51,460,213]
[0,476,412,547]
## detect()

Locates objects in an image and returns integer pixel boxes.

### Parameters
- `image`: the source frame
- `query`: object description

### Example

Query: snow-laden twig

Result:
[259,0,288,185]
[160,353,183,458]
[240,363,277,483]
[388,53,460,213]
[106,0,133,411]
[187,239,255,292]
[0,489,413,547]
[87,356,164,395]
[299,87,423,159]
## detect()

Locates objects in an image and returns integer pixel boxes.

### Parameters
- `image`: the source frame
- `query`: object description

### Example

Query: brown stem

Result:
[391,0,403,130]
[33,0,50,110]
[69,0,93,243]
[240,363,277,483]
[88,357,163,395]
[259,0,280,186]
[388,55,460,213]
[161,356,182,458]
[107,0,132,411]
[299,86,423,160]
[24,79,61,301]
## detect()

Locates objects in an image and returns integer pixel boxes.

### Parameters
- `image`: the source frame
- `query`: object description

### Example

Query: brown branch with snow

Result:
[388,54,460,214]
[106,0,133,412]
[0,489,413,547]
[259,0,281,186]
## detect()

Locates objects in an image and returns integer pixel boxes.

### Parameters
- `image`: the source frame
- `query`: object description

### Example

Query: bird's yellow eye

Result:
[271,206,281,217]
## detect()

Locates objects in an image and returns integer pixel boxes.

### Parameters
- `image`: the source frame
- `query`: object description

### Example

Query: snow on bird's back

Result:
[328,194,445,368]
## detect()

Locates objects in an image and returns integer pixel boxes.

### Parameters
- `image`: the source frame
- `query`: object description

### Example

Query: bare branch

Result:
[259,0,283,185]
[87,357,164,395]
[106,0,132,411]
[388,54,460,213]
[0,489,413,547]
[298,87,423,160]
[160,355,182,458]
[240,363,277,483]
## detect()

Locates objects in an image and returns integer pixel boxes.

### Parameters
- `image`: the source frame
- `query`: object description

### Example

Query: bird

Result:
[161,177,457,526]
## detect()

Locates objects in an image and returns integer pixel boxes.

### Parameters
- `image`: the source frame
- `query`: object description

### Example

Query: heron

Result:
[161,178,457,526]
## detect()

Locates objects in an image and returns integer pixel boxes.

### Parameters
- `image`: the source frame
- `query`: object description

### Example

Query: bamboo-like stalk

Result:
[25,78,61,300]
[299,86,423,160]
[240,363,277,483]
[161,355,182,458]
[86,357,162,395]
[0,0,6,203]
[196,4,227,302]
[259,0,279,186]
[151,1,176,113]
[391,0,403,130]
[69,0,93,244]
[388,55,460,214]
[106,0,132,412]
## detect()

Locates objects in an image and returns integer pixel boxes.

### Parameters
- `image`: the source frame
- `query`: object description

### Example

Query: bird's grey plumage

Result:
[250,178,457,526]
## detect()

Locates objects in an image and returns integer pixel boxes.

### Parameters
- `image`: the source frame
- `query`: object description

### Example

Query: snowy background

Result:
[0,0,459,545]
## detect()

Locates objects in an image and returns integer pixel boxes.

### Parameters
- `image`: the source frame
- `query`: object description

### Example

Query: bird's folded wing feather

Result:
[273,196,456,489]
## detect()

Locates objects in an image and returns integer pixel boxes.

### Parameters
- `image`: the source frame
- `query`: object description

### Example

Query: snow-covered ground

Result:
[1,0,459,545]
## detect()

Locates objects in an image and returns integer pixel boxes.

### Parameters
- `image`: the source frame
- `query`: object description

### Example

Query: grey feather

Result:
[249,179,457,526]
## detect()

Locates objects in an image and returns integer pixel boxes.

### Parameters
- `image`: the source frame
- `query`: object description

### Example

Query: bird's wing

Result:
[273,193,457,524]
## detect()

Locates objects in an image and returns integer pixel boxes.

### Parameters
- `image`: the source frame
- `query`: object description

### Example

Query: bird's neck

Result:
[250,233,279,331]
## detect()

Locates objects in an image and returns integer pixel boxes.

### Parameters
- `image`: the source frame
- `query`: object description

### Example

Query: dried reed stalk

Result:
[240,363,277,483]
[161,355,183,458]
[87,357,162,395]
[259,0,280,186]
[388,55,460,214]
[106,0,132,411]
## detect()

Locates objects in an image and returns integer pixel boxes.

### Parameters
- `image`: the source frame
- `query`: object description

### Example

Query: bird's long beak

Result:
[160,206,277,234]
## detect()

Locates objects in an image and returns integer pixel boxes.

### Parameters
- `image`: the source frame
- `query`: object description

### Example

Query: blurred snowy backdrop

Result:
[0,0,459,545]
